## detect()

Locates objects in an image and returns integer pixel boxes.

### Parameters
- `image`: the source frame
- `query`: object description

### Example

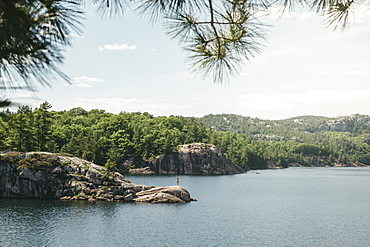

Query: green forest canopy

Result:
[1,103,370,170]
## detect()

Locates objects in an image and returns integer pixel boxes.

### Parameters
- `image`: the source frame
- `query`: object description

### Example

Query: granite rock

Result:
[0,152,192,203]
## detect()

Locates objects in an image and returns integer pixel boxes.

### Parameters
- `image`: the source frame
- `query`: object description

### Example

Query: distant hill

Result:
[200,113,370,167]
[201,113,370,142]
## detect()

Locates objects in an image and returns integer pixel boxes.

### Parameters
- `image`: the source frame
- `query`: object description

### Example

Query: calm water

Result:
[1,167,370,246]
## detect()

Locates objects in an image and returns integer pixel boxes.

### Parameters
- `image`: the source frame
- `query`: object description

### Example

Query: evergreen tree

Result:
[1,0,367,106]
[6,106,34,151]
[0,0,82,105]
[33,102,53,151]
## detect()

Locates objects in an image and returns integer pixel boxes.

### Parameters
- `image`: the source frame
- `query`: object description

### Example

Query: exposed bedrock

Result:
[0,152,192,203]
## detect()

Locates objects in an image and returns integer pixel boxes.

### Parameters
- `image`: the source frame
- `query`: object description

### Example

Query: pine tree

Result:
[33,102,53,151]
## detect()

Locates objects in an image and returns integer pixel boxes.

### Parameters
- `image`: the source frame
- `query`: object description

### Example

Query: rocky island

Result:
[0,152,193,203]
[123,143,248,174]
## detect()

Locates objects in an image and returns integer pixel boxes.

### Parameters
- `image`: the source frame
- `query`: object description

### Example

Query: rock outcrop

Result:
[135,186,191,203]
[124,143,248,175]
[0,152,192,203]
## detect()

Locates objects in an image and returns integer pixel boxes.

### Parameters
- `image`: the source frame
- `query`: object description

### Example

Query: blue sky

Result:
[6,4,370,119]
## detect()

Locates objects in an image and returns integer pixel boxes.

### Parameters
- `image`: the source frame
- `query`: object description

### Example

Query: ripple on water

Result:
[1,167,370,246]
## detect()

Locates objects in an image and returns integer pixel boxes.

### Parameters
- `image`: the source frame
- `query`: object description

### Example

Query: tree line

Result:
[202,114,370,167]
[1,103,369,170]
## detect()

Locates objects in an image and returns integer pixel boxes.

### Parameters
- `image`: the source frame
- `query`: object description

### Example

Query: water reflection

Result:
[1,167,370,246]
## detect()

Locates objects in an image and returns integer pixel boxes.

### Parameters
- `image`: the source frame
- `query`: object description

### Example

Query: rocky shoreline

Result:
[122,143,248,175]
[1,150,364,203]
[0,152,194,203]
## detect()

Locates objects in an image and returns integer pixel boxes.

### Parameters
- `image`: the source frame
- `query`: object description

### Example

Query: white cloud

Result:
[346,4,370,24]
[265,4,314,20]
[265,2,370,23]
[238,93,297,111]
[75,83,92,88]
[69,76,102,88]
[71,76,103,83]
[99,44,136,51]
[315,69,370,76]
[14,92,38,98]
[344,70,370,76]
[317,71,335,75]
[238,90,370,111]
[298,12,313,20]
[61,97,189,115]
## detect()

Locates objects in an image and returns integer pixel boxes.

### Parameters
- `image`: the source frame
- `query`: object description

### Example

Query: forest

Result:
[202,114,370,167]
[1,103,369,170]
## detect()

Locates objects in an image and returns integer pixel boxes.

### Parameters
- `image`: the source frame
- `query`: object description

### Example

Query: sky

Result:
[5,3,370,120]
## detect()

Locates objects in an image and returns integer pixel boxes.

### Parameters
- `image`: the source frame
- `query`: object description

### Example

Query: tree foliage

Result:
[0,0,368,105]
[134,0,368,82]
[202,113,370,167]
[0,0,82,91]
[1,104,370,170]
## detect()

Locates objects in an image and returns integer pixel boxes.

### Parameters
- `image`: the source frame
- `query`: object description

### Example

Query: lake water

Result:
[1,167,370,246]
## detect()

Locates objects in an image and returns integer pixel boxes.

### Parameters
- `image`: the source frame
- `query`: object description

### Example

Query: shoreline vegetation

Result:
[0,103,369,174]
